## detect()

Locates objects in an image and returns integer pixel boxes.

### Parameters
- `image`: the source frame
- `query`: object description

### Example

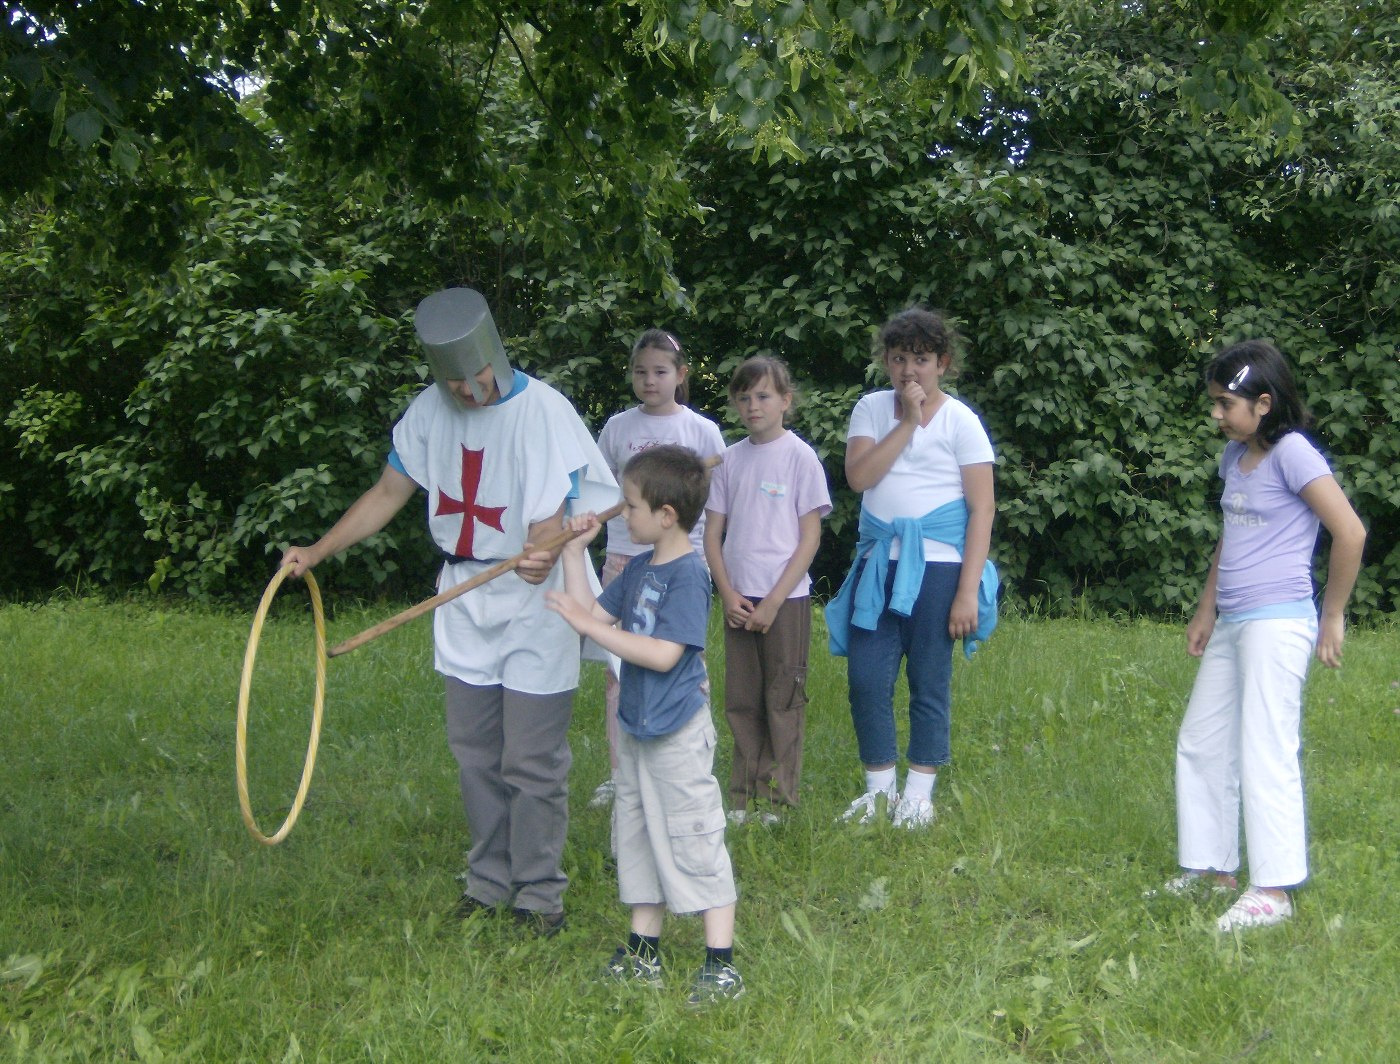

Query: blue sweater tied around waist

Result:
[824,499,999,660]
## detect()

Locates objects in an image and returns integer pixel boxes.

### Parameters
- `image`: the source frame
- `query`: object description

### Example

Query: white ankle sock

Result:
[864,767,897,797]
[902,770,936,803]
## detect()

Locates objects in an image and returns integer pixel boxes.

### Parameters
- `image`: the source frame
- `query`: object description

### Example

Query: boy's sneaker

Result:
[589,779,616,809]
[602,947,663,987]
[726,809,749,826]
[1143,870,1238,899]
[754,810,782,826]
[686,959,745,1007]
[1216,888,1293,932]
[891,794,935,829]
[839,789,898,824]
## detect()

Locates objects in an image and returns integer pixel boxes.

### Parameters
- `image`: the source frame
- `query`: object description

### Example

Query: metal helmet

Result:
[414,287,514,405]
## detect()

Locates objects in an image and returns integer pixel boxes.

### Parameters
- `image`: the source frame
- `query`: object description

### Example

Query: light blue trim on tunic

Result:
[1218,596,1316,624]
[825,499,998,659]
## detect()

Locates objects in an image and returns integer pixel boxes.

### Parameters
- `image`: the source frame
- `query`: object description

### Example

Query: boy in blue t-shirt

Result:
[547,445,742,1005]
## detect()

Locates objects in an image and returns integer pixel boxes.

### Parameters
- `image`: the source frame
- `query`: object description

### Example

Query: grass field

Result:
[2,596,1396,1062]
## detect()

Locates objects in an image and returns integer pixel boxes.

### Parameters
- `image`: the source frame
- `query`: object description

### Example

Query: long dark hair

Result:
[1204,339,1312,445]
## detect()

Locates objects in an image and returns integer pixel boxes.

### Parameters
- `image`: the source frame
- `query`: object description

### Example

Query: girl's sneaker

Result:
[1217,888,1293,932]
[891,794,935,828]
[839,789,898,824]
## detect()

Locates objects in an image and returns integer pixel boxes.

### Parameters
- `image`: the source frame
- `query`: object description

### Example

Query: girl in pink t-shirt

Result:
[589,330,725,808]
[704,356,831,822]
[1162,340,1365,932]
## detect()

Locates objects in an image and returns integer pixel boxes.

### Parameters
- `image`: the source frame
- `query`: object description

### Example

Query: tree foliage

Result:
[2,0,1395,617]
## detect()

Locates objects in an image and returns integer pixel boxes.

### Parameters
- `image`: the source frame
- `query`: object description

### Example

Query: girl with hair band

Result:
[1159,339,1365,931]
[590,330,726,808]
[704,356,831,824]
[826,307,998,829]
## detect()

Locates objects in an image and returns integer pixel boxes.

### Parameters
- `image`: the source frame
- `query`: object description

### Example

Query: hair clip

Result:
[1226,365,1250,392]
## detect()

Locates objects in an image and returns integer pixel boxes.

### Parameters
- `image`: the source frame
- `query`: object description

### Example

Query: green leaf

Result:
[66,109,104,149]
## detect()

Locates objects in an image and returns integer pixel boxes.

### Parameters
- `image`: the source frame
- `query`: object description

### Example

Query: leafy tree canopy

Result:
[4,0,1297,287]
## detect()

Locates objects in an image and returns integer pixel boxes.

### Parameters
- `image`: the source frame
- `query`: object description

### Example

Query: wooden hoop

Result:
[235,564,328,845]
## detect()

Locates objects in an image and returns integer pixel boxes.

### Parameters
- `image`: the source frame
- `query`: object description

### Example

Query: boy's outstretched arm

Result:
[546,515,686,674]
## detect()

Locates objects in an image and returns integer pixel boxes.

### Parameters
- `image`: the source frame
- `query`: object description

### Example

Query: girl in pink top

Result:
[590,330,726,807]
[1163,340,1365,932]
[704,356,831,822]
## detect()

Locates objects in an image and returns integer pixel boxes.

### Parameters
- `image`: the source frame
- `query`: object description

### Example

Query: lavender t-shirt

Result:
[1215,432,1332,615]
[705,431,832,599]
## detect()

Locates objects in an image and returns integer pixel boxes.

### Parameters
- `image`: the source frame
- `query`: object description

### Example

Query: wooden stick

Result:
[327,454,721,658]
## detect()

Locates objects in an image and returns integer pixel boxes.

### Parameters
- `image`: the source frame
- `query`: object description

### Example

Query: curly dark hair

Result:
[877,306,961,363]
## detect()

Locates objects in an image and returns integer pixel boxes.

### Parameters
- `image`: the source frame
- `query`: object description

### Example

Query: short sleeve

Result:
[705,450,733,515]
[1277,433,1333,495]
[794,440,832,517]
[650,559,712,650]
[847,393,883,441]
[946,401,995,466]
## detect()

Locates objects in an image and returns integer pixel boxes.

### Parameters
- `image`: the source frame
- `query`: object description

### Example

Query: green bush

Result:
[2,2,1395,616]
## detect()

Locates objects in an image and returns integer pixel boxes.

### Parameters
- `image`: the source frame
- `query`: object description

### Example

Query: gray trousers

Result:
[445,679,575,913]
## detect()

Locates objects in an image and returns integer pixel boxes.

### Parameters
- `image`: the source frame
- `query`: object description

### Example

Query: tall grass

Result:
[2,598,1396,1062]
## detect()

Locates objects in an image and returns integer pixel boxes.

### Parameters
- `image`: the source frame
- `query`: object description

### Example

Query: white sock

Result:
[864,767,897,797]
[902,770,936,803]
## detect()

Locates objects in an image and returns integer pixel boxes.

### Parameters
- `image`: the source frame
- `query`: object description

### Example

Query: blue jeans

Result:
[846,560,959,768]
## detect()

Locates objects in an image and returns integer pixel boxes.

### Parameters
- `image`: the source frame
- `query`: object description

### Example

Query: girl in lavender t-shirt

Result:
[704,356,831,822]
[1163,340,1366,932]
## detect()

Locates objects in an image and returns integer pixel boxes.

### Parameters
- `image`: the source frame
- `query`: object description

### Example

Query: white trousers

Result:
[1175,616,1315,888]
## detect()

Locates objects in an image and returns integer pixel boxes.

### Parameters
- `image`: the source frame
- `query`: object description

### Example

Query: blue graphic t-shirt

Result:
[598,550,711,738]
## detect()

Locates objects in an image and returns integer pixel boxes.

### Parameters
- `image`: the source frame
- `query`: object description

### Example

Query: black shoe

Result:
[451,893,494,920]
[512,907,566,938]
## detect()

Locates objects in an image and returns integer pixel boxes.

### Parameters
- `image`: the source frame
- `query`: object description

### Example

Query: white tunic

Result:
[392,375,619,693]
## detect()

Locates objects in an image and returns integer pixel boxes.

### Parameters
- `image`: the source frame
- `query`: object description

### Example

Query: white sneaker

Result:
[891,794,935,829]
[726,809,749,826]
[589,779,616,809]
[754,810,782,826]
[839,789,897,824]
[1217,887,1293,932]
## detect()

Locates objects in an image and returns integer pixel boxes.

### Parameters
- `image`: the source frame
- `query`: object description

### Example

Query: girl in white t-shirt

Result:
[589,330,726,807]
[704,356,832,823]
[826,307,997,829]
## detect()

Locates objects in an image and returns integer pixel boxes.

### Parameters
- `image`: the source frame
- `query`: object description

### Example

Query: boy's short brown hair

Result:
[622,445,708,532]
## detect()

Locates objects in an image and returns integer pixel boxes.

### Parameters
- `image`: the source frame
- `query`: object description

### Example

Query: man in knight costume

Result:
[281,288,618,933]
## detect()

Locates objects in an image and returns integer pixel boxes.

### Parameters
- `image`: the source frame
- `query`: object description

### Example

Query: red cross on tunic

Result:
[436,445,507,558]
